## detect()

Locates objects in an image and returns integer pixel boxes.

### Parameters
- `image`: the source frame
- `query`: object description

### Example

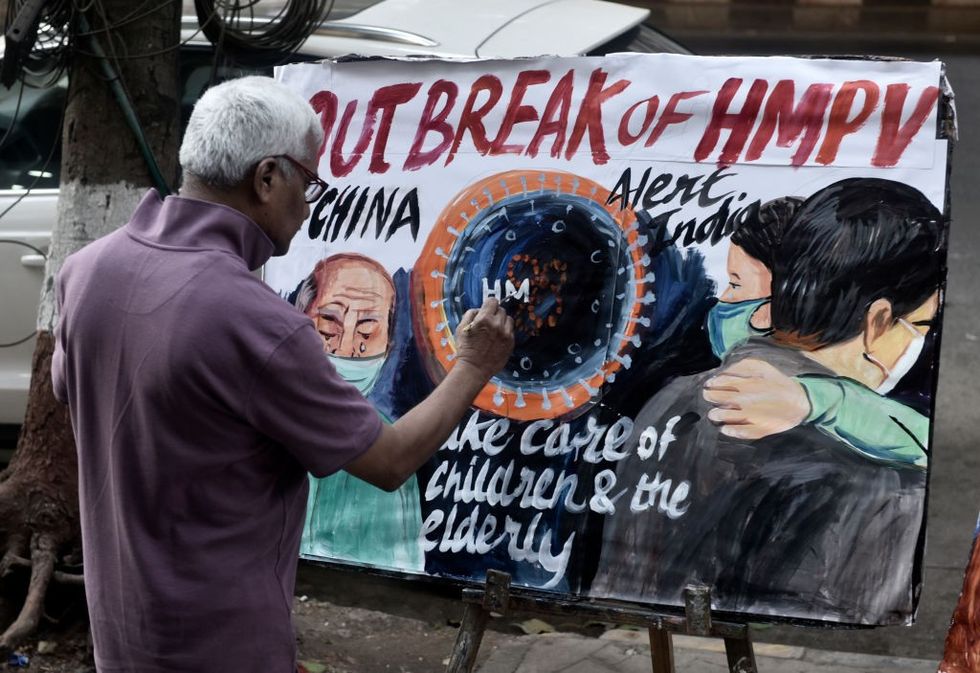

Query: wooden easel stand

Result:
[446,570,757,673]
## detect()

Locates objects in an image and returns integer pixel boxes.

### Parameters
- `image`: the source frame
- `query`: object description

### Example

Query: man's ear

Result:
[863,297,894,353]
[251,157,278,204]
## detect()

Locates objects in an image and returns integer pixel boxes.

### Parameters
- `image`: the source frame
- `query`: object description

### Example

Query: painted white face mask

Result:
[868,319,925,394]
[327,353,386,395]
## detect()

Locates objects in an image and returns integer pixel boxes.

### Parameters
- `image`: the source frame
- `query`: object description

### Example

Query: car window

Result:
[0,75,65,190]
[0,46,282,192]
[588,24,691,56]
[324,0,386,21]
[180,47,270,131]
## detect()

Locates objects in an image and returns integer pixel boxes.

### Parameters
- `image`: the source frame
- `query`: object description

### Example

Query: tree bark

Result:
[1,0,179,651]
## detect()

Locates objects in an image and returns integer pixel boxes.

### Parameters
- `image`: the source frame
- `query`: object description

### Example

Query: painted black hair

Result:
[730,196,803,270]
[771,178,944,348]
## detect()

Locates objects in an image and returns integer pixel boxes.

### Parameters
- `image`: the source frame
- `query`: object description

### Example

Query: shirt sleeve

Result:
[51,269,68,404]
[797,374,929,470]
[245,322,383,478]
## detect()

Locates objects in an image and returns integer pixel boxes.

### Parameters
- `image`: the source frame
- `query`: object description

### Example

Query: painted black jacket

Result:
[590,338,926,626]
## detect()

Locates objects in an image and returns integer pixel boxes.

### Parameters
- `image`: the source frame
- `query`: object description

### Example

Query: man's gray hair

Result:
[179,75,324,189]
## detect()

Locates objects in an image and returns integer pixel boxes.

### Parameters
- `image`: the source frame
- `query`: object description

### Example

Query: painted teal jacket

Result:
[709,299,928,469]
[300,411,424,571]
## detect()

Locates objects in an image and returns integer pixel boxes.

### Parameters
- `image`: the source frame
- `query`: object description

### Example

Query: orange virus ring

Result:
[412,169,650,422]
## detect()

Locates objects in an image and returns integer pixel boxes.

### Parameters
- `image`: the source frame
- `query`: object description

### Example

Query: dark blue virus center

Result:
[442,191,637,391]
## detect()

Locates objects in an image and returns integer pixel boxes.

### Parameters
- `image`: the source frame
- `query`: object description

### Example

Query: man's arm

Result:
[702,358,928,468]
[344,299,514,491]
[796,374,928,468]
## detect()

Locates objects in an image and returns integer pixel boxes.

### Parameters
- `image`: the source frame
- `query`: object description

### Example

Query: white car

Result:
[0,0,688,425]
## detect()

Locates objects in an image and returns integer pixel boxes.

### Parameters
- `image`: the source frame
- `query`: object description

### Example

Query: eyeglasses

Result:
[275,154,328,203]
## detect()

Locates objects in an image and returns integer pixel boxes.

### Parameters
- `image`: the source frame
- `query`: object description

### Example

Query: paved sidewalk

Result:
[477,629,939,673]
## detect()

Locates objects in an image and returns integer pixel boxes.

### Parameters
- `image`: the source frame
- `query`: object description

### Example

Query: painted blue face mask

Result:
[706,297,771,359]
[327,353,387,395]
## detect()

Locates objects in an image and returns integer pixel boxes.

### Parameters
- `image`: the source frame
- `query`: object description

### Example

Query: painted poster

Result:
[269,53,953,626]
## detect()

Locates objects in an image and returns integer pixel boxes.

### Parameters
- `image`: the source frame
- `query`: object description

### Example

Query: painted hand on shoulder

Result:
[455,298,516,380]
[702,358,810,440]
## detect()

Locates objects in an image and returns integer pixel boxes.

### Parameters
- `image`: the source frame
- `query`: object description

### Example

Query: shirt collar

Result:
[125,189,275,271]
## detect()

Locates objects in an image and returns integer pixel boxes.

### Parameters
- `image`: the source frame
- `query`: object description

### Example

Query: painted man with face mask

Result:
[593,178,944,623]
[704,196,929,468]
[295,254,424,570]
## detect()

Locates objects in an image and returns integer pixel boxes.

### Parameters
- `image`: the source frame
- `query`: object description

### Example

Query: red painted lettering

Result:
[330,83,421,177]
[645,90,707,148]
[565,68,630,164]
[367,82,422,174]
[746,80,833,166]
[330,101,366,178]
[310,91,338,161]
[527,69,574,158]
[816,80,879,165]
[404,80,459,171]
[619,95,660,146]
[490,69,551,154]
[694,78,768,165]
[445,75,504,166]
[872,84,940,167]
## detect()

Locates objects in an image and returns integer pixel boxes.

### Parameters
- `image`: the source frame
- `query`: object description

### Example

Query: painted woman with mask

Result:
[707,198,798,357]
[705,195,930,468]
[295,254,424,570]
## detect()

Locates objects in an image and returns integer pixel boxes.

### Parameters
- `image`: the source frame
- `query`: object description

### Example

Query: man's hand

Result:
[702,358,811,440]
[344,298,514,491]
[455,298,515,379]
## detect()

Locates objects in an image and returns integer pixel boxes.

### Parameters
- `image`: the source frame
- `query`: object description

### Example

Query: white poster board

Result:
[271,53,952,626]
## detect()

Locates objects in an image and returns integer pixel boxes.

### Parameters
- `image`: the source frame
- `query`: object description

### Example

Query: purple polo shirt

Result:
[52,190,382,672]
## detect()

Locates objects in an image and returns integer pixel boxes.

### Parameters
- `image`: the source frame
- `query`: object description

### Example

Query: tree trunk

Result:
[0,0,179,651]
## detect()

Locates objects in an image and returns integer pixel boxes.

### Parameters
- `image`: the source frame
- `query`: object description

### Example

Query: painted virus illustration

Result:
[414,170,654,421]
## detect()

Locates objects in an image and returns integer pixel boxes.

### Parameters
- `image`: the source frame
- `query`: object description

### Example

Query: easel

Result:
[445,570,757,673]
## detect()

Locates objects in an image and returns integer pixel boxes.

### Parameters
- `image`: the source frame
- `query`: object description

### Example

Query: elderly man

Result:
[51,76,514,672]
[299,253,397,370]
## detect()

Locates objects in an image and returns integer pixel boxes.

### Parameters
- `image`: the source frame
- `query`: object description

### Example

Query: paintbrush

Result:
[463,295,521,333]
